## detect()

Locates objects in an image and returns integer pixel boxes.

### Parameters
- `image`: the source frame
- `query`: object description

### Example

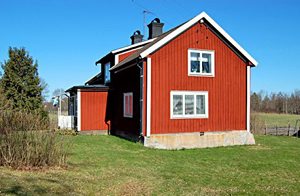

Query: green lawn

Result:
[1,135,300,195]
[254,112,300,127]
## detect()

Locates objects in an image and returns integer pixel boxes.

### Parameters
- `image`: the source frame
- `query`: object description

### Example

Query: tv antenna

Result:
[143,10,153,37]
[131,0,155,37]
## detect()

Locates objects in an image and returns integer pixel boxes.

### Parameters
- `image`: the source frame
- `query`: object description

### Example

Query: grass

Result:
[254,112,300,127]
[0,135,300,195]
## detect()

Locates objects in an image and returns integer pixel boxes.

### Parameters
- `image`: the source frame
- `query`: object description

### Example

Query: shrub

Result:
[0,110,68,169]
[250,112,266,134]
[0,110,49,134]
[0,130,68,169]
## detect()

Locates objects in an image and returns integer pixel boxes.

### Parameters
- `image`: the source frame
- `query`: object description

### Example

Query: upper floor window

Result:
[188,49,215,77]
[104,62,111,83]
[171,91,208,119]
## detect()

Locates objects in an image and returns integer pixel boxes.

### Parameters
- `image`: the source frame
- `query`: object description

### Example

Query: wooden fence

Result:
[252,124,300,137]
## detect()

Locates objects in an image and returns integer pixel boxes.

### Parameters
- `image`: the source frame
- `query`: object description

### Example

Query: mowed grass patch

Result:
[254,112,300,127]
[0,135,300,195]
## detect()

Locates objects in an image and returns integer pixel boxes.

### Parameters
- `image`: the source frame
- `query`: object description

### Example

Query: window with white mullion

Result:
[188,49,214,76]
[171,91,208,119]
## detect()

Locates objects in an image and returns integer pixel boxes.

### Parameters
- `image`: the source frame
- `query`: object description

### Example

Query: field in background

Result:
[1,135,300,195]
[253,112,300,127]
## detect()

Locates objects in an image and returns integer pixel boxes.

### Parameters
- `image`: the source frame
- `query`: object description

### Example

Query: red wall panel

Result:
[118,49,138,62]
[150,22,247,134]
[81,91,108,131]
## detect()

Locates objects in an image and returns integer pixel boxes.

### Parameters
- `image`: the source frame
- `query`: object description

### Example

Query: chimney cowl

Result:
[130,30,144,45]
[148,18,164,39]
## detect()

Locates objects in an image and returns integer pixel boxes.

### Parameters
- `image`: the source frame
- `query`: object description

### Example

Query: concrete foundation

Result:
[78,130,108,135]
[144,131,255,149]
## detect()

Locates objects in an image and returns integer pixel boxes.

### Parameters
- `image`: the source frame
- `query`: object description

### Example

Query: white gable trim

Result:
[113,46,143,67]
[247,66,251,132]
[114,54,119,65]
[146,57,152,137]
[111,38,156,54]
[77,89,81,131]
[140,12,258,66]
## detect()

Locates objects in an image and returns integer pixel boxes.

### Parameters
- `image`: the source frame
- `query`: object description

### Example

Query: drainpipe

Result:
[137,59,144,139]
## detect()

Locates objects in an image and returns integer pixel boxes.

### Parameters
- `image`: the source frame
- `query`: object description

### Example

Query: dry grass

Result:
[253,112,300,127]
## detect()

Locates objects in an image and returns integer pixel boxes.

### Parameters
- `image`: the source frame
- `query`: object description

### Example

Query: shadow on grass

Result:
[1,185,27,196]
[0,173,75,195]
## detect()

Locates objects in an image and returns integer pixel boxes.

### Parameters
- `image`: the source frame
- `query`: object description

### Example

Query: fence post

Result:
[276,125,278,136]
[264,125,267,135]
[288,123,290,136]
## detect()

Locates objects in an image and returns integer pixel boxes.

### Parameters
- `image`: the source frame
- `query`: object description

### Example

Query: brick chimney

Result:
[148,18,164,39]
[130,30,144,45]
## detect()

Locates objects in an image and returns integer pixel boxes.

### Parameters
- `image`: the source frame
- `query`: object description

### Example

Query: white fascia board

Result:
[111,38,156,54]
[113,46,143,66]
[110,46,143,71]
[114,54,119,65]
[140,12,258,66]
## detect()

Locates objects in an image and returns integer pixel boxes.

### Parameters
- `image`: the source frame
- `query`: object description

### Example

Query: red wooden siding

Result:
[81,91,108,131]
[118,49,139,62]
[150,22,247,134]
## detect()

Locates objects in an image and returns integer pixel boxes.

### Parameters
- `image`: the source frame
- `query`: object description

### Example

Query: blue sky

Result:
[1,0,300,99]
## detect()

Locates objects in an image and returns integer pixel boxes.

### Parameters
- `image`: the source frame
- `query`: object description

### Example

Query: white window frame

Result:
[104,62,111,83]
[188,49,215,77]
[170,91,208,119]
[123,92,133,118]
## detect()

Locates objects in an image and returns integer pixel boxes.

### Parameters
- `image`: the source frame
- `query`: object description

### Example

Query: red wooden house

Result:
[67,12,258,149]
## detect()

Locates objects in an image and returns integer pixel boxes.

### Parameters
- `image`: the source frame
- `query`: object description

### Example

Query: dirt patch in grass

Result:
[118,181,152,196]
[247,144,271,150]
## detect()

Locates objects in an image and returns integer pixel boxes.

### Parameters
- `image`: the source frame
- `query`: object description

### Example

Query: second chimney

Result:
[130,30,144,45]
[148,18,164,39]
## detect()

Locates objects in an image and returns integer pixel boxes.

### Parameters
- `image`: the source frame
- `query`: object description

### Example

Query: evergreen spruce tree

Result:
[0,47,43,113]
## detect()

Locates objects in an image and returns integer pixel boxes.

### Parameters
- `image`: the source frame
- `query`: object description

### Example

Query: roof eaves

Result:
[95,52,112,65]
[95,39,156,65]
[111,38,156,54]
[85,73,101,84]
[66,85,109,92]
[110,27,179,71]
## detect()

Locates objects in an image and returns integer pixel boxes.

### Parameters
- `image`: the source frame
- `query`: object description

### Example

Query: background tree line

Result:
[251,90,300,114]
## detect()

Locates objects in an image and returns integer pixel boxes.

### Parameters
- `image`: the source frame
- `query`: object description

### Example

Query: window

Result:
[188,49,214,76]
[171,91,208,119]
[104,62,111,83]
[123,92,133,118]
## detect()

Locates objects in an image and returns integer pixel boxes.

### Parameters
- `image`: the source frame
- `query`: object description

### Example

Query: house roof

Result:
[95,38,156,65]
[110,24,183,71]
[110,11,258,71]
[111,38,156,54]
[85,73,102,85]
[65,84,109,93]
